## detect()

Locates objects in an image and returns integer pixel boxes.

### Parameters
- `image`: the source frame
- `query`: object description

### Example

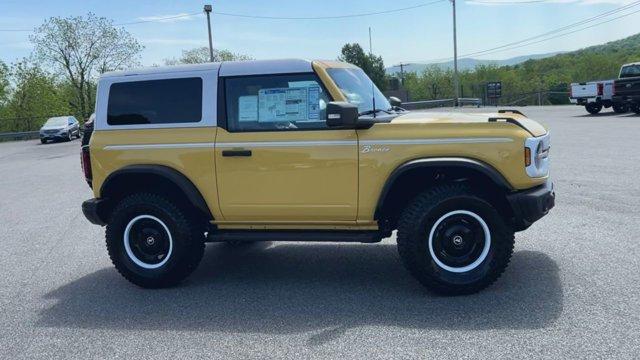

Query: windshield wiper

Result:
[359,108,393,117]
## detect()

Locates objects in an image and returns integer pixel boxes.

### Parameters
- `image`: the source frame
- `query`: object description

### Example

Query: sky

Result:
[0,0,639,68]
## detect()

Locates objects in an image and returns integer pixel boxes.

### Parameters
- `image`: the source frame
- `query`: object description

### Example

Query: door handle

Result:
[222,149,252,157]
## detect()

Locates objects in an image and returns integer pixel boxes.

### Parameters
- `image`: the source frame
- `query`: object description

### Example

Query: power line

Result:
[409,0,640,64]
[0,2,447,32]
[465,8,640,58]
[213,0,447,19]
[459,0,640,58]
[469,0,551,4]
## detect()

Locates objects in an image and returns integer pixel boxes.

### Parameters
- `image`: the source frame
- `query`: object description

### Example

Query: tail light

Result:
[597,83,603,96]
[81,145,93,187]
[612,81,616,95]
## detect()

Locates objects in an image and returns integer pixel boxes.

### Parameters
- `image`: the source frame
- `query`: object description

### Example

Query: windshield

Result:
[327,68,391,114]
[620,65,640,78]
[44,117,68,127]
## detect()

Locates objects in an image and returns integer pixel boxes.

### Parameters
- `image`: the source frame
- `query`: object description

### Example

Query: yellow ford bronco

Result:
[81,59,554,294]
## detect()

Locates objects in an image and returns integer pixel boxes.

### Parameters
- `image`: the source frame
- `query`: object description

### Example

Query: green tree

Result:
[338,43,387,90]
[165,47,252,65]
[0,61,9,106]
[30,13,143,118]
[2,60,72,132]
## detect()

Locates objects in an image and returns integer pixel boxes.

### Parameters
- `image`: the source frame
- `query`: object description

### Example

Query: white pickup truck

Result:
[569,80,627,114]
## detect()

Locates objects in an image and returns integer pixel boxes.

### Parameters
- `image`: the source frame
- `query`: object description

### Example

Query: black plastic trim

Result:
[100,165,213,220]
[375,157,513,219]
[498,109,525,116]
[507,181,555,231]
[82,198,108,226]
[208,230,382,243]
[488,116,532,135]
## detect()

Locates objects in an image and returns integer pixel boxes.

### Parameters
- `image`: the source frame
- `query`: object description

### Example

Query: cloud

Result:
[466,0,634,5]
[140,38,206,46]
[136,13,197,23]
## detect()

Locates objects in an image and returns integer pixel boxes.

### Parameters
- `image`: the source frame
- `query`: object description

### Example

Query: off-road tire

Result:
[585,103,602,114]
[612,104,629,114]
[106,193,205,288]
[396,183,515,295]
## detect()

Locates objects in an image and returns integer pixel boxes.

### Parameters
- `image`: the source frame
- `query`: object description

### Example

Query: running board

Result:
[207,230,383,243]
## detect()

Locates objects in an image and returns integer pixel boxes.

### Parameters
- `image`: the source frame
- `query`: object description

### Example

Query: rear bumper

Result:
[570,97,597,105]
[507,181,555,231]
[82,198,108,226]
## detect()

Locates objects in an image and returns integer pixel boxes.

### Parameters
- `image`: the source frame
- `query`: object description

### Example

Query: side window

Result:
[223,73,330,132]
[107,77,202,126]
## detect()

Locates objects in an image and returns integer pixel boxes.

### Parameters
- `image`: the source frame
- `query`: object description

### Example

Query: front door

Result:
[214,72,358,223]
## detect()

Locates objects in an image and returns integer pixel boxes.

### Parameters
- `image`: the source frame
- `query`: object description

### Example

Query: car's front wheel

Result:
[397,184,514,295]
[613,104,629,114]
[106,193,205,288]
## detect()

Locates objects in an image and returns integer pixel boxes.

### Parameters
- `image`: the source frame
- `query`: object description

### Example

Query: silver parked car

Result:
[39,116,81,143]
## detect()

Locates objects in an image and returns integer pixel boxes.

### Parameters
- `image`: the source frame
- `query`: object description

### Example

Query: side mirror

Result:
[326,102,359,128]
[389,96,402,107]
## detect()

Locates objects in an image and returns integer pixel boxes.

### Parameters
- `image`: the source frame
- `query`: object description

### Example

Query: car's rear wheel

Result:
[397,183,514,295]
[585,103,602,114]
[106,193,205,288]
[612,104,629,114]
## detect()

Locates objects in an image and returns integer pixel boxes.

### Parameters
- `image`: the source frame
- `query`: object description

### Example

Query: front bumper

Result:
[507,181,555,231]
[613,95,640,105]
[82,198,108,226]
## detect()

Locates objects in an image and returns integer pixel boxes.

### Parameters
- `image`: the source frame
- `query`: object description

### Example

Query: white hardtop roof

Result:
[101,59,314,78]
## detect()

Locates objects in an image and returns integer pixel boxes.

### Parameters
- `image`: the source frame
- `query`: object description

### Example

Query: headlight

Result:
[524,133,550,178]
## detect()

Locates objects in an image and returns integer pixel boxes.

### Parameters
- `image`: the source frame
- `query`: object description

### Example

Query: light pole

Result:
[451,0,459,107]
[204,4,214,62]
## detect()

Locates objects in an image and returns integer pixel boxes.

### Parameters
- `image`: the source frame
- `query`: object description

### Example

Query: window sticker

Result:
[307,86,320,120]
[258,87,315,122]
[238,95,258,122]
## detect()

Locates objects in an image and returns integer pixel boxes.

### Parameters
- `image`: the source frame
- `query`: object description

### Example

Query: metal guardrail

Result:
[0,131,40,142]
[402,98,482,110]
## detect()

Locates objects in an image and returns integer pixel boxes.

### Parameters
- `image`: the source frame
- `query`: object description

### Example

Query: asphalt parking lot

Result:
[0,105,638,359]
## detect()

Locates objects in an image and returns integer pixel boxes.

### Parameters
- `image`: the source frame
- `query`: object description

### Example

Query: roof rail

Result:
[498,109,525,116]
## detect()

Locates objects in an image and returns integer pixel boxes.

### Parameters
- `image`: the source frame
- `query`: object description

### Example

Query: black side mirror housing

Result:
[326,102,359,128]
[389,96,402,107]
[326,101,375,129]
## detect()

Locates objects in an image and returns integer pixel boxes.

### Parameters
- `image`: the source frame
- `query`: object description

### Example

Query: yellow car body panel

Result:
[214,128,359,223]
[356,121,547,221]
[90,127,223,220]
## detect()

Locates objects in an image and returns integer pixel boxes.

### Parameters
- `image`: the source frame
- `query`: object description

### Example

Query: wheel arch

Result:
[100,165,213,222]
[374,157,514,230]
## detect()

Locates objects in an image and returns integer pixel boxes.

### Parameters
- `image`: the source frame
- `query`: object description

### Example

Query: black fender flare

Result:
[100,164,213,220]
[374,157,513,219]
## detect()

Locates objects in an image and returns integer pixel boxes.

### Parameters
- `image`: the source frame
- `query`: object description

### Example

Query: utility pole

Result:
[451,0,459,107]
[204,4,214,62]
[368,27,373,55]
[393,63,410,86]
